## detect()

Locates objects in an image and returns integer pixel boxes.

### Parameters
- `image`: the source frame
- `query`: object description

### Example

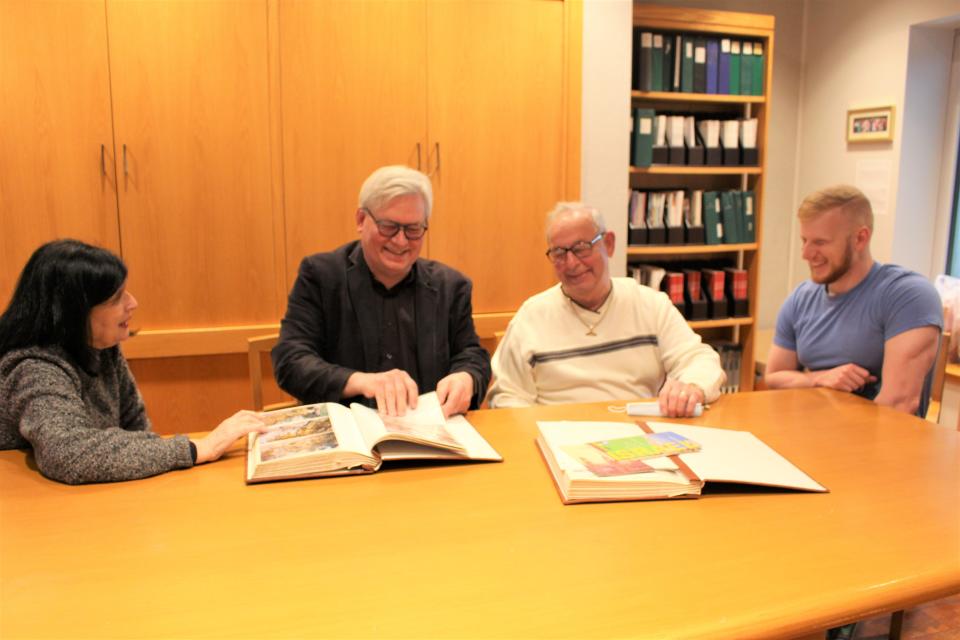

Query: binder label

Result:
[639,118,652,135]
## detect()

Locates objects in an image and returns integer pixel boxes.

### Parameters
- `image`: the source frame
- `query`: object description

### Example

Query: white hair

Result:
[358,165,434,220]
[545,202,607,240]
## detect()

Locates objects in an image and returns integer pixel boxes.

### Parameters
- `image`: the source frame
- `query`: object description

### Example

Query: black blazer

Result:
[272,241,491,408]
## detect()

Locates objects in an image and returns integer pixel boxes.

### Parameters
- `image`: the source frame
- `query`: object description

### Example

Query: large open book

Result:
[246,392,501,483]
[536,420,826,504]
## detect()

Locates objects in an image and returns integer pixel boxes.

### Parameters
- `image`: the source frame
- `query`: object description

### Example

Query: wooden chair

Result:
[924,330,951,423]
[247,333,297,412]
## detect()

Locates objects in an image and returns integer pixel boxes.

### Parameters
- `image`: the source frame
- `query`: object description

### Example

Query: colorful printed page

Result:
[590,432,701,461]
[561,443,654,477]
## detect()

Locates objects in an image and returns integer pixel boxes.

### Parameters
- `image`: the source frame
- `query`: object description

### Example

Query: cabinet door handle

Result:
[416,142,422,171]
[434,142,440,174]
[123,144,128,176]
[100,144,106,176]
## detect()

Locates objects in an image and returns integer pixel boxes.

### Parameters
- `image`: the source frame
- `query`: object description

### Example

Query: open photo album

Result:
[246,392,502,483]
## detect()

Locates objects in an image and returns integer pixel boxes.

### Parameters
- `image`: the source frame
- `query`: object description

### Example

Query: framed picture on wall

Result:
[847,105,895,142]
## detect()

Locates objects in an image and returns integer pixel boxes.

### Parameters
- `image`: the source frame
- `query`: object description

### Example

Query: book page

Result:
[350,392,464,453]
[252,402,370,465]
[537,421,687,482]
[646,422,826,492]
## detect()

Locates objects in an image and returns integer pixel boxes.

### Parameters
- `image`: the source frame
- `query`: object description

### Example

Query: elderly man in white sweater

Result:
[486,203,724,417]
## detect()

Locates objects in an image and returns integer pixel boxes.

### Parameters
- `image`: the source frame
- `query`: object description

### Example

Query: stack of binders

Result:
[634,29,765,97]
[632,113,758,168]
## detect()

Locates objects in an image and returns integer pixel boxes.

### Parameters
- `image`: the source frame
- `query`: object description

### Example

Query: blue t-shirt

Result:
[774,263,942,408]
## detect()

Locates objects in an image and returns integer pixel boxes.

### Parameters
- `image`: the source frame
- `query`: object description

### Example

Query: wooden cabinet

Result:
[629,5,774,392]
[425,0,571,312]
[107,0,281,328]
[280,0,580,312]
[0,0,121,304]
[278,0,428,281]
[1,0,581,432]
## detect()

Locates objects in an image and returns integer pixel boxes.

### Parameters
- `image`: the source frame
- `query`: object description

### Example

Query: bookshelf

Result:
[629,4,775,392]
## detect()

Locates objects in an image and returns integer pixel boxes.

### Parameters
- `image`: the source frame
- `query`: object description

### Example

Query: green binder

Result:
[703,191,723,245]
[651,34,664,91]
[728,40,741,96]
[742,190,756,242]
[720,191,742,244]
[740,42,753,96]
[752,41,765,96]
[632,108,655,168]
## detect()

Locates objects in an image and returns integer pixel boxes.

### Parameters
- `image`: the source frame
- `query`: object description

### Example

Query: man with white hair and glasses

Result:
[486,202,724,417]
[272,165,490,418]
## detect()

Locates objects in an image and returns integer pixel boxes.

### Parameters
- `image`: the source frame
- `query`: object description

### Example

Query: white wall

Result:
[581,0,633,276]
[792,0,960,289]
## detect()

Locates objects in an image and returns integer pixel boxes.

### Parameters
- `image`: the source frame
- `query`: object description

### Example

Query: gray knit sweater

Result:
[0,346,193,484]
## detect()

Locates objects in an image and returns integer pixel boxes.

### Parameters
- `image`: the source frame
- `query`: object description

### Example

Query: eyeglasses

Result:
[363,208,428,240]
[545,233,603,263]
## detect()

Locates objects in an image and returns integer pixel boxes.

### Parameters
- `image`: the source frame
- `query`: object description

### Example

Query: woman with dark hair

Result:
[0,239,267,484]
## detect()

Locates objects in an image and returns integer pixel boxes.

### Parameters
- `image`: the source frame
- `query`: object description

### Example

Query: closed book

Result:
[729,41,741,96]
[742,190,756,242]
[724,267,749,317]
[651,34,664,91]
[703,268,727,318]
[672,34,683,91]
[718,38,731,94]
[693,37,707,93]
[703,191,724,245]
[681,35,695,92]
[705,38,719,94]
[752,41,765,96]
[660,271,685,305]
[683,269,702,301]
[740,41,753,96]
[639,31,653,91]
[662,34,675,92]
[632,27,641,89]
[720,191,742,244]
[703,268,725,302]
[632,108,655,168]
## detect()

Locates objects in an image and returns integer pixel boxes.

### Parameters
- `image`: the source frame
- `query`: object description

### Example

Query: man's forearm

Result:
[873,388,921,415]
[764,369,817,389]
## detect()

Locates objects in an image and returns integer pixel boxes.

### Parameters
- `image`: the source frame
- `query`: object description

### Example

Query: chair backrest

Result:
[247,333,296,412]
[925,330,951,423]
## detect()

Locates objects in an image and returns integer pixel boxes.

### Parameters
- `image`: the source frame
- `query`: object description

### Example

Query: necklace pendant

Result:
[586,328,596,336]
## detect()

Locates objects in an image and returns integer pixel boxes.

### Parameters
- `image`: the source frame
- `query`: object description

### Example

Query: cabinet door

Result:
[279,0,427,285]
[107,0,278,328]
[426,0,568,312]
[0,0,120,306]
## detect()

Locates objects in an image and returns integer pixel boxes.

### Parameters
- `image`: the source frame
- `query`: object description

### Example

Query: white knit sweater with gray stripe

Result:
[0,346,193,484]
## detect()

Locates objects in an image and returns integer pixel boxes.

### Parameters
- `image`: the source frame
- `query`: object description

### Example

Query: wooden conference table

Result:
[1,389,958,639]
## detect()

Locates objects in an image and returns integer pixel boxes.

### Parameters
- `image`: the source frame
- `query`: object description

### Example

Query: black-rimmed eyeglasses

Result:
[363,208,428,240]
[545,233,603,263]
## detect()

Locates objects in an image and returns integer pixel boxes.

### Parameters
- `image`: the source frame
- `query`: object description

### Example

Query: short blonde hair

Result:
[797,185,873,231]
[545,202,606,241]
[358,165,434,220]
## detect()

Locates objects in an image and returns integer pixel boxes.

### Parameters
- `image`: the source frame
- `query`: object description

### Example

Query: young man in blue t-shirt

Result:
[766,185,942,416]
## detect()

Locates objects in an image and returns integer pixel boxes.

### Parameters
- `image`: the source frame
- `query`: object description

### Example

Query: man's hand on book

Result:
[347,369,420,417]
[658,380,705,418]
[194,410,269,464]
[437,371,473,418]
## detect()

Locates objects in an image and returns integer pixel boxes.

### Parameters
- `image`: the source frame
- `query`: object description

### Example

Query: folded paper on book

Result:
[536,421,826,504]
